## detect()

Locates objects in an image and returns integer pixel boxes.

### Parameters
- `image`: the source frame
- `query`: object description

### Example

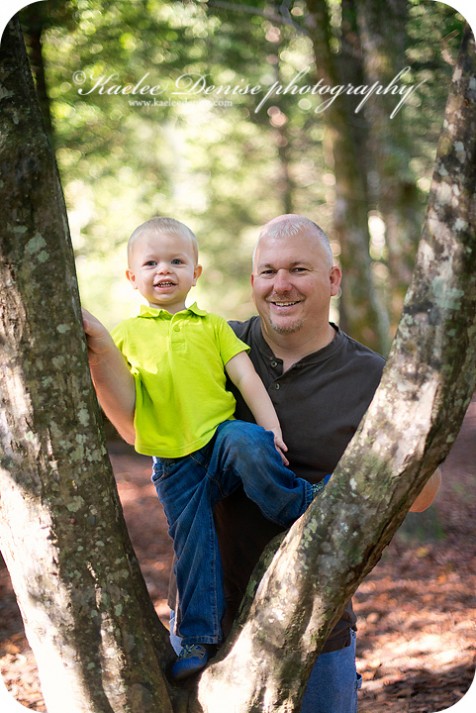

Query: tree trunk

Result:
[0,19,177,713]
[356,0,423,332]
[197,24,476,711]
[18,2,55,142]
[305,0,391,353]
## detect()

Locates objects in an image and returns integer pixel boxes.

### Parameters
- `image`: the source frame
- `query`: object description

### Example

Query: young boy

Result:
[83,217,327,680]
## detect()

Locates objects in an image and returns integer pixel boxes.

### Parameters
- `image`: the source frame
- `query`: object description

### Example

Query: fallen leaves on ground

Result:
[1,396,474,712]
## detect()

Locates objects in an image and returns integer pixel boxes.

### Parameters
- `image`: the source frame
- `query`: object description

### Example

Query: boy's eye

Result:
[171,258,183,265]
[144,260,157,267]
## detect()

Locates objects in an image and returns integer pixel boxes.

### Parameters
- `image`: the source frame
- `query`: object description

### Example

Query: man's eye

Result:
[260,269,275,276]
[292,267,307,273]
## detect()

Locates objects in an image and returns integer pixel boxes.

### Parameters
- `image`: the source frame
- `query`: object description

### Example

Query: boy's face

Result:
[126,230,202,313]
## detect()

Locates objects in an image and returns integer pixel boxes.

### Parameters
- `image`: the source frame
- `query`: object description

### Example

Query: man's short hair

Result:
[255,214,334,267]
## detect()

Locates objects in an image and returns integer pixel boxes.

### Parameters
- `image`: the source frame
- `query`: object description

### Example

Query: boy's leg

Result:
[169,610,182,655]
[152,449,225,646]
[300,630,362,713]
[170,611,361,711]
[209,420,314,527]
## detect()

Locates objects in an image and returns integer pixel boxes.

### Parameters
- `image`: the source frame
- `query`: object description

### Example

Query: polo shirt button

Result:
[271,360,278,368]
[274,383,280,390]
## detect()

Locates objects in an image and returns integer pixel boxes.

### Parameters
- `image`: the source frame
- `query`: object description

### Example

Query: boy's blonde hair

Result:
[128,217,199,264]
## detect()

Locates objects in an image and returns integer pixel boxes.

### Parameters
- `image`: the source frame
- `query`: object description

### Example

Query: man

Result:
[84,214,440,712]
[213,214,441,713]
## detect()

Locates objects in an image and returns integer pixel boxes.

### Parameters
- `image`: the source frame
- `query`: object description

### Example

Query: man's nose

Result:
[273,269,292,291]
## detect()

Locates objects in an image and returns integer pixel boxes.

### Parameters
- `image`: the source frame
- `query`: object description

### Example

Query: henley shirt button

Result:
[274,383,280,390]
[271,360,278,368]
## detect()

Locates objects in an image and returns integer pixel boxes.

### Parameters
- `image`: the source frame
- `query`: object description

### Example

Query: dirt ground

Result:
[1,395,475,712]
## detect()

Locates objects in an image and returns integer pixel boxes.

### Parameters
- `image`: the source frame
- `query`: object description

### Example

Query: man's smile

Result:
[268,297,303,310]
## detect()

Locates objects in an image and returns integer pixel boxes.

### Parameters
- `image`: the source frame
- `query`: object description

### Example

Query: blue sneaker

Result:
[171,644,216,681]
[311,473,332,498]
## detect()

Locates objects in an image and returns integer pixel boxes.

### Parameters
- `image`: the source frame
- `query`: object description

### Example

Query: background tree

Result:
[303,0,389,351]
[16,0,463,348]
[356,0,466,331]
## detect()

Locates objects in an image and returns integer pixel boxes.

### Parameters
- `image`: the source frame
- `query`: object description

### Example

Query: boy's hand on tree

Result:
[81,308,113,365]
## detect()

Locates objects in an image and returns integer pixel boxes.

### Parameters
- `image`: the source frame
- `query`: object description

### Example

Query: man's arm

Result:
[409,467,442,512]
[82,308,136,445]
[225,351,289,464]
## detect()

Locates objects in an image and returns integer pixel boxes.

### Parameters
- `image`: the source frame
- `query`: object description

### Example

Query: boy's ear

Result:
[126,269,137,288]
[192,264,203,285]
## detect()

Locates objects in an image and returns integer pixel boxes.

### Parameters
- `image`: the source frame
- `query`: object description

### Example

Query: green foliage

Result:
[18,0,465,331]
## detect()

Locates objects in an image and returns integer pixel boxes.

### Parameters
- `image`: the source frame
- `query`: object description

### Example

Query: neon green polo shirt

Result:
[111,303,249,458]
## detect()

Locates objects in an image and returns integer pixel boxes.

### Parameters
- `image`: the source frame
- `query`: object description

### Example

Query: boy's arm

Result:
[225,351,288,464]
[82,308,136,445]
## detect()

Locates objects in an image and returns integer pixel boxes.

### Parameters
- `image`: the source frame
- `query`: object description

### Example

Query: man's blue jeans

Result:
[301,629,362,713]
[170,612,361,713]
[152,420,313,646]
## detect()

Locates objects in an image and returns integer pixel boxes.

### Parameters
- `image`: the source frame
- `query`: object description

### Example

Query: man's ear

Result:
[329,265,342,296]
[126,269,137,288]
[192,264,203,285]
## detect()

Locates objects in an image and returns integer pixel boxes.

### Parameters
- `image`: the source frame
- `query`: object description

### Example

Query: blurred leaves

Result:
[19,0,464,330]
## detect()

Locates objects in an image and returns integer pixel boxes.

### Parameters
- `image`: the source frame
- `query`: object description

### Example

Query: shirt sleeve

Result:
[213,315,250,366]
[110,320,132,365]
[110,321,125,351]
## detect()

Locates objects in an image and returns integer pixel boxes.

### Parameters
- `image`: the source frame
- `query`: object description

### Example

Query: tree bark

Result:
[197,24,476,711]
[0,19,177,713]
[18,2,55,142]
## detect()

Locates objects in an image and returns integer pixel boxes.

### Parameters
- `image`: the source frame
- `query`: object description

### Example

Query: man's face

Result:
[251,229,341,337]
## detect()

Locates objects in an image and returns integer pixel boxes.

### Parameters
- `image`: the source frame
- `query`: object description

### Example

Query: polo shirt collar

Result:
[251,317,343,367]
[138,302,207,319]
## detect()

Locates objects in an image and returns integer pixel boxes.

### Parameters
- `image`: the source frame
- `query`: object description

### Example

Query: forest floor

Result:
[1,394,475,712]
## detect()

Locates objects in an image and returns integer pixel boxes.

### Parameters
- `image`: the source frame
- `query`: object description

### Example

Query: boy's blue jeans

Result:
[152,419,314,645]
[170,611,361,713]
